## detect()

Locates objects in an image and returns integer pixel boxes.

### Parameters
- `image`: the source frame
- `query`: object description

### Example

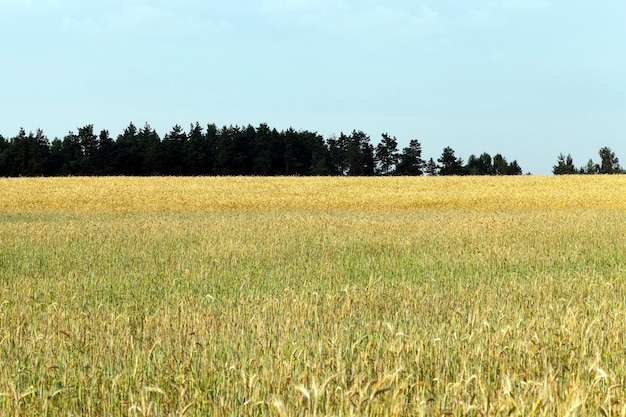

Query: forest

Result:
[553,149,624,175]
[0,122,622,177]
[0,122,528,177]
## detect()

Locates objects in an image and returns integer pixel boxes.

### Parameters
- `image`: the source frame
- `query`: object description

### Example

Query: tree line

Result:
[0,122,525,177]
[553,147,624,175]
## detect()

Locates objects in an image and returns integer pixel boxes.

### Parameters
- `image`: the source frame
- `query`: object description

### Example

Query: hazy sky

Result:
[2,1,625,174]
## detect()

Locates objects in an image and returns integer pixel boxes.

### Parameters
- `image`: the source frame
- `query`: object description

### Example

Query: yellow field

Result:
[0,176,625,416]
[3,176,626,212]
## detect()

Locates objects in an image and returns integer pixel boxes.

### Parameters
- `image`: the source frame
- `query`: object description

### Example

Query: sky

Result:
[1,0,625,174]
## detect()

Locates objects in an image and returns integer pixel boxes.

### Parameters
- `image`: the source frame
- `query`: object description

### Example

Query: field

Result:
[1,176,625,416]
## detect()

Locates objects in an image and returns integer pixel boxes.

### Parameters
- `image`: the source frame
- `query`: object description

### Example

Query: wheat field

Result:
[0,176,625,416]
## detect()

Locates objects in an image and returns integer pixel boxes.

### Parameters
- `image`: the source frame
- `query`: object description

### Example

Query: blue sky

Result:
[1,0,625,174]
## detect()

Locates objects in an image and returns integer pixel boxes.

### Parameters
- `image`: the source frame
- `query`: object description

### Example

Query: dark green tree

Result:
[252,123,273,175]
[375,133,399,175]
[425,157,439,175]
[507,160,523,175]
[184,122,209,175]
[30,129,51,176]
[60,130,84,175]
[47,138,64,175]
[237,124,257,175]
[136,123,161,175]
[302,130,329,175]
[161,124,187,175]
[204,123,219,174]
[347,131,362,176]
[281,127,303,175]
[438,146,465,175]
[77,125,98,175]
[552,153,578,175]
[7,128,30,176]
[326,134,349,176]
[115,123,142,175]
[493,154,509,175]
[395,139,424,175]
[580,159,599,175]
[215,125,239,175]
[490,154,522,175]
[347,130,374,176]
[95,129,116,175]
[6,128,50,176]
[466,153,494,175]
[362,142,376,176]
[553,153,577,175]
[0,134,8,176]
[285,129,328,176]
[598,147,623,174]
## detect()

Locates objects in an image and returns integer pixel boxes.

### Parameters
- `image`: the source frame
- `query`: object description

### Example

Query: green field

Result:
[1,176,625,416]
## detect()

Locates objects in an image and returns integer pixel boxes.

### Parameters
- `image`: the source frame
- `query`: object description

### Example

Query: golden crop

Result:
[1,175,626,213]
[0,176,625,416]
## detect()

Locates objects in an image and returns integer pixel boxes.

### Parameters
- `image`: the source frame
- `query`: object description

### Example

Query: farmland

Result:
[0,176,625,416]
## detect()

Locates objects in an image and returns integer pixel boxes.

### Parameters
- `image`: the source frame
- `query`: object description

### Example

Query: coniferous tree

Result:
[466,153,494,175]
[5,128,50,176]
[162,124,187,175]
[362,143,376,175]
[183,122,208,175]
[326,134,349,175]
[0,134,8,176]
[425,157,439,175]
[266,127,284,175]
[115,123,141,175]
[95,129,116,175]
[347,131,362,176]
[236,124,256,175]
[302,130,329,175]
[215,125,237,175]
[6,128,29,176]
[281,127,303,175]
[464,152,522,175]
[47,138,64,175]
[346,130,374,176]
[553,153,577,175]
[284,129,327,176]
[375,133,399,175]
[135,123,161,175]
[60,130,84,175]
[507,160,523,175]
[77,125,98,175]
[30,129,51,176]
[396,139,424,175]
[6,128,26,176]
[580,159,599,174]
[205,123,219,174]
[438,146,465,175]
[252,123,272,175]
[493,154,509,175]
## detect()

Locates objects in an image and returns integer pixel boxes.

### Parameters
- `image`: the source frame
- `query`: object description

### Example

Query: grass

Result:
[0,176,625,415]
